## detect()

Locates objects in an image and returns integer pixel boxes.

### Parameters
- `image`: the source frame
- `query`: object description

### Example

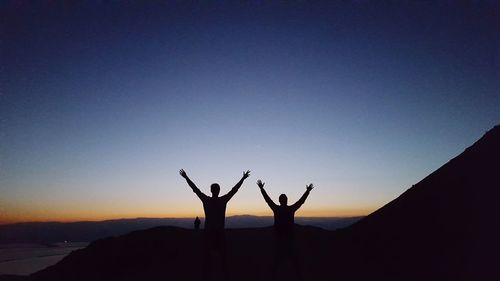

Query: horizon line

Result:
[0,214,367,226]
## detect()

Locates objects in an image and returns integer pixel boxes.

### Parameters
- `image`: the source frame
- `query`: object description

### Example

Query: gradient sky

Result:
[1,1,499,224]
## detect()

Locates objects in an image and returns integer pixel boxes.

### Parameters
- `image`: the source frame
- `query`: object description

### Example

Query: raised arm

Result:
[179,169,208,201]
[291,183,314,211]
[257,180,277,211]
[224,170,250,201]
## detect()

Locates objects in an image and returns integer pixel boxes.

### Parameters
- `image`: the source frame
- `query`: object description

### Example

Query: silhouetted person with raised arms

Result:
[180,169,250,281]
[257,179,314,281]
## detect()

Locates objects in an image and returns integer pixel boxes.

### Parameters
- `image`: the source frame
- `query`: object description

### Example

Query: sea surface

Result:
[0,242,88,275]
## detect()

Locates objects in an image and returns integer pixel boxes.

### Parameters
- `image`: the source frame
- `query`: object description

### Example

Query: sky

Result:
[1,1,499,224]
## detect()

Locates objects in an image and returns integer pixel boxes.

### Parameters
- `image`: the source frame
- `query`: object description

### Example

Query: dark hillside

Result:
[345,125,500,280]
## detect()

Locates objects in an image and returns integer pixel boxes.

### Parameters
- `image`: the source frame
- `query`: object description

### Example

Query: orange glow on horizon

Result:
[1,196,380,225]
[0,208,373,225]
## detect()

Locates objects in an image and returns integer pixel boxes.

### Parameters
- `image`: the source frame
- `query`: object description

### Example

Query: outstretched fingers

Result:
[179,169,187,178]
[257,179,265,188]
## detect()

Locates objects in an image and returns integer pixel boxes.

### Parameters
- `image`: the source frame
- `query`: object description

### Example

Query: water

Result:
[0,242,88,275]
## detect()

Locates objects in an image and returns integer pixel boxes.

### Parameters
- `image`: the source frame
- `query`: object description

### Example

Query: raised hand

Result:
[179,169,188,179]
[243,170,251,179]
[306,183,314,191]
[257,179,265,188]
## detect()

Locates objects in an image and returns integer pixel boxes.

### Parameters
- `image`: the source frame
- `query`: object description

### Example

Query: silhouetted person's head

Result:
[210,183,220,197]
[279,194,288,206]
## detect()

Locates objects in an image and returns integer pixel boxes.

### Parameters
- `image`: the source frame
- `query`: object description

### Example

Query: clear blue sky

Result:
[1,1,499,223]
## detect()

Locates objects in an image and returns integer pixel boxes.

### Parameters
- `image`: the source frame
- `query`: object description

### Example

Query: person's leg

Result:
[289,234,302,281]
[202,232,214,281]
[272,250,280,280]
[291,251,302,281]
[202,243,209,280]
[219,233,229,281]
[273,233,287,280]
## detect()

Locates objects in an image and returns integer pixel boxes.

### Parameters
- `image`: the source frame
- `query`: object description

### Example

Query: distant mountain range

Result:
[1,125,498,281]
[0,216,362,244]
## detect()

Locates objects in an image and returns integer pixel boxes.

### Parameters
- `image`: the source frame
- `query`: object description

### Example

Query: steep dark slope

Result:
[345,125,500,280]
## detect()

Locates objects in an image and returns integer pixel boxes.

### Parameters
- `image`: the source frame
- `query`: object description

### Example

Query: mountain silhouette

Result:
[344,125,500,281]
[1,125,498,281]
[0,216,360,244]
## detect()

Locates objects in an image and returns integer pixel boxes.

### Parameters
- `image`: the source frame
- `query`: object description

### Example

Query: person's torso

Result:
[273,205,296,232]
[202,197,228,231]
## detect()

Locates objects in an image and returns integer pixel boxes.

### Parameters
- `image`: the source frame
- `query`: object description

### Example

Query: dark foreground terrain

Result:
[2,125,498,281]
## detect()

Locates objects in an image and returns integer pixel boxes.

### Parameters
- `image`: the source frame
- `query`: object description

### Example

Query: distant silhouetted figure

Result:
[194,216,201,230]
[257,179,314,281]
[180,169,250,281]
